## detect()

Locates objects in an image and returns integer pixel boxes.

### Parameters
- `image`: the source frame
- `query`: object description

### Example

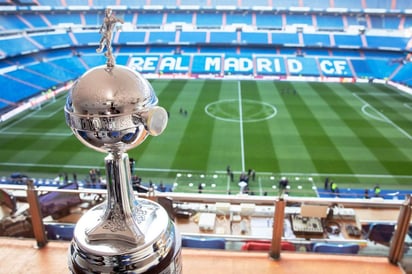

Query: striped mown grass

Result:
[0,80,411,197]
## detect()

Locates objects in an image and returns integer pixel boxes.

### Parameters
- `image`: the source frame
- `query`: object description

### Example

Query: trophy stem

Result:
[85,152,144,245]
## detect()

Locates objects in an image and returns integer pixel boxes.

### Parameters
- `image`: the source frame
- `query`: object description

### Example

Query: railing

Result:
[0,180,411,267]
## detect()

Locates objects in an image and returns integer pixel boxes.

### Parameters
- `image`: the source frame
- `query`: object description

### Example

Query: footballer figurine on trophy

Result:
[65,8,182,273]
[96,8,124,68]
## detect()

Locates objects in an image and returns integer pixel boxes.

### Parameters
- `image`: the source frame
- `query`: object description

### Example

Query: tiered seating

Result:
[0,14,32,31]
[365,0,392,9]
[346,14,367,27]
[395,1,412,9]
[117,31,147,44]
[333,0,362,9]
[87,0,115,6]
[333,34,363,47]
[73,31,101,45]
[286,14,313,26]
[391,62,412,87]
[30,32,74,49]
[64,0,87,5]
[14,0,412,10]
[7,68,59,90]
[0,73,41,104]
[366,35,409,49]
[21,14,50,28]
[274,0,300,7]
[150,0,177,5]
[36,0,63,5]
[137,12,164,27]
[166,12,193,24]
[302,33,331,47]
[45,13,82,26]
[196,12,223,28]
[316,15,344,31]
[303,49,330,57]
[83,11,101,26]
[14,0,36,4]
[1,3,412,108]
[240,0,268,8]
[0,36,38,58]
[42,58,85,81]
[255,14,282,30]
[76,53,106,69]
[179,31,207,43]
[271,32,300,45]
[200,47,237,54]
[180,0,208,6]
[1,10,411,33]
[240,32,268,44]
[351,59,398,79]
[225,13,252,26]
[209,31,237,44]
[307,0,331,9]
[148,31,176,43]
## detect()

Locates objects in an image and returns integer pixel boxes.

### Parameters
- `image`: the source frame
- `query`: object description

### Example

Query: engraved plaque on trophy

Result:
[65,8,182,273]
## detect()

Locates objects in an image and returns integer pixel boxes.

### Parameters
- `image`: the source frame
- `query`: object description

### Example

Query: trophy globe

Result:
[64,9,181,273]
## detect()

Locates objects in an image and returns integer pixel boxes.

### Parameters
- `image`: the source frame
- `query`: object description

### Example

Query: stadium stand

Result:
[0,1,412,113]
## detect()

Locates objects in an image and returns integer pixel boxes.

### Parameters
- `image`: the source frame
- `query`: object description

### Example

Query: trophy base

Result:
[68,199,182,273]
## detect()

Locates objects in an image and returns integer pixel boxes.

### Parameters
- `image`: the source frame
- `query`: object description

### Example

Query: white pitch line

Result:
[310,178,320,198]
[0,131,72,137]
[32,106,62,118]
[0,97,64,133]
[361,105,386,122]
[0,105,43,133]
[353,93,412,141]
[258,177,263,195]
[237,81,246,172]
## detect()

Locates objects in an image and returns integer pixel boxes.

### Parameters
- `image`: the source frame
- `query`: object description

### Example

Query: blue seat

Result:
[181,237,225,250]
[44,223,75,241]
[313,243,359,254]
[365,223,395,246]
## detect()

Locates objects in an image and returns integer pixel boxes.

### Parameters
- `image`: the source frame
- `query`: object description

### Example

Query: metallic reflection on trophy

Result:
[65,9,181,273]
[96,8,124,68]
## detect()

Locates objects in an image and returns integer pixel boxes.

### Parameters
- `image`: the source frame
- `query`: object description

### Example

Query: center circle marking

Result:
[204,99,277,123]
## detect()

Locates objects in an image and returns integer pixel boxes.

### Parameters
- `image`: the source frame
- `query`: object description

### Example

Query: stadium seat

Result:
[181,236,225,249]
[241,240,295,251]
[312,243,360,254]
[365,223,395,246]
[44,223,75,241]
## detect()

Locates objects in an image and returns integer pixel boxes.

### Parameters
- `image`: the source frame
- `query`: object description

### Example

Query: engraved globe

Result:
[65,64,168,154]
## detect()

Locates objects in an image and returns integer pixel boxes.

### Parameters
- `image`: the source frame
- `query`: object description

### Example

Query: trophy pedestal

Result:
[68,153,181,273]
[69,200,181,273]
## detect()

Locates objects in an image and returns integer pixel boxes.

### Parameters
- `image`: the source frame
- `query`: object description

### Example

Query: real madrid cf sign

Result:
[129,54,353,77]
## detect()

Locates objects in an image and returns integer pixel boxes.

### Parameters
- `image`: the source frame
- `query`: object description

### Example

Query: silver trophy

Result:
[64,9,181,273]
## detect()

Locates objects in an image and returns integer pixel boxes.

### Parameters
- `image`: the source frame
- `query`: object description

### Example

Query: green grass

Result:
[1,80,411,197]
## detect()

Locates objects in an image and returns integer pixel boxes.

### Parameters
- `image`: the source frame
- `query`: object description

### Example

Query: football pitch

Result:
[0,79,411,197]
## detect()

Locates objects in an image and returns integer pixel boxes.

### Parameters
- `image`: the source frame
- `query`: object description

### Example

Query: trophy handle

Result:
[85,152,146,245]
